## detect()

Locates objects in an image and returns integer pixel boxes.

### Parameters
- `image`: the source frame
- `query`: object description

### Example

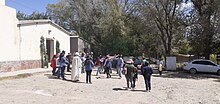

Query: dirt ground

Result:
[0,68,219,104]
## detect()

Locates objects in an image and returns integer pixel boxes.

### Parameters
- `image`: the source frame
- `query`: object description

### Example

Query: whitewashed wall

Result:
[0,2,71,72]
[0,5,20,61]
[19,23,70,60]
[49,24,70,53]
[0,0,5,6]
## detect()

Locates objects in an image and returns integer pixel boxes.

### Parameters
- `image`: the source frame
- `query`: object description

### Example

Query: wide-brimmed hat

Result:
[126,59,133,64]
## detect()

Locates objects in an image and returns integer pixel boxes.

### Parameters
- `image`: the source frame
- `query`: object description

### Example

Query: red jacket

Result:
[95,58,102,66]
[50,58,57,69]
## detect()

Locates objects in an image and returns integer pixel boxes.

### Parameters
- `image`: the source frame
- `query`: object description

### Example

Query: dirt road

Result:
[0,69,219,104]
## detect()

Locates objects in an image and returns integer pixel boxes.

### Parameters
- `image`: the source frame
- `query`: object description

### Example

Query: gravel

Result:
[0,69,219,104]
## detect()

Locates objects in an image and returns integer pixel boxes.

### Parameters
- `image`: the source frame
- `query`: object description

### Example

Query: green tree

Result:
[141,0,184,57]
[40,36,48,68]
[17,11,48,20]
[188,0,220,59]
[17,11,28,20]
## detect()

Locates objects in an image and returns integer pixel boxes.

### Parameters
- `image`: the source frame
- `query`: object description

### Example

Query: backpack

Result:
[84,59,90,66]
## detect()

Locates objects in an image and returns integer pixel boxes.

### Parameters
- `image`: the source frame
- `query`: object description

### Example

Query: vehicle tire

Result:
[217,70,220,75]
[189,68,197,74]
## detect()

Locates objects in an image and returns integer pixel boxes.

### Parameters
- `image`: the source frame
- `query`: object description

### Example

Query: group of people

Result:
[94,54,162,92]
[122,58,153,92]
[50,52,163,92]
[94,54,125,78]
[50,51,94,84]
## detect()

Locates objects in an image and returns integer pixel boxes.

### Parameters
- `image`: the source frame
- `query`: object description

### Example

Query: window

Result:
[192,61,203,65]
[204,61,216,66]
[192,61,216,66]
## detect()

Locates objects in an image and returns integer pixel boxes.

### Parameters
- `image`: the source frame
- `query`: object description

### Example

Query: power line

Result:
[8,0,39,12]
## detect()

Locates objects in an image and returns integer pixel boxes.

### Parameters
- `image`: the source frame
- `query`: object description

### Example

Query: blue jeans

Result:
[61,66,66,79]
[86,70,92,83]
[117,66,122,77]
[143,75,151,91]
[57,66,66,79]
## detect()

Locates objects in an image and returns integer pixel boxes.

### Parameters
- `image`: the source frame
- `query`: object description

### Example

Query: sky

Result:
[5,0,193,15]
[6,0,58,15]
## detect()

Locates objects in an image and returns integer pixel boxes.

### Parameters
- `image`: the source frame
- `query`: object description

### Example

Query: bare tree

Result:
[142,0,182,57]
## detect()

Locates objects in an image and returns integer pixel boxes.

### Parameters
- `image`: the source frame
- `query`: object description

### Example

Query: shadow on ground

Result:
[152,70,220,81]
[63,79,87,84]
[112,87,146,92]
[0,73,33,81]
[44,74,88,84]
[44,74,59,79]
[95,75,121,79]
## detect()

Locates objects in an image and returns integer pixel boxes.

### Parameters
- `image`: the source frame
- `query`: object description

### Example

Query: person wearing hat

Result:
[141,61,153,92]
[71,52,82,82]
[124,59,135,89]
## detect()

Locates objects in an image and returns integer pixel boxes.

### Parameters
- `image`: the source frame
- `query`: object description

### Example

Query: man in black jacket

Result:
[141,62,153,92]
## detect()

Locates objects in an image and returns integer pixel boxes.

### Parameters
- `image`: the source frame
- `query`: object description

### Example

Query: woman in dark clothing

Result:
[141,62,153,92]
[133,67,138,88]
[124,59,135,89]
[103,56,111,78]
[84,56,94,84]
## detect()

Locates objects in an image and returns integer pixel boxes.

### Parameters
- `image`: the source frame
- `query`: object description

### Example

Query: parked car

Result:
[183,59,220,75]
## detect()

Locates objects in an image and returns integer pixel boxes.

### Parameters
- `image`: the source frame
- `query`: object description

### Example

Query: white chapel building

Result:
[0,0,90,72]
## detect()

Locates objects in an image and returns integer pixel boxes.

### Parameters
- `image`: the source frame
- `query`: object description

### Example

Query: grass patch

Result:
[0,73,33,81]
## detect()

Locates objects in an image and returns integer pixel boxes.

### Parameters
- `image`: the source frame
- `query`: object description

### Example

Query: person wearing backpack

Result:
[84,55,94,84]
[141,61,153,92]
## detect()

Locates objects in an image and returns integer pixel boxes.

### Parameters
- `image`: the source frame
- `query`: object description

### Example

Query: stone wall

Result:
[0,60,41,73]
